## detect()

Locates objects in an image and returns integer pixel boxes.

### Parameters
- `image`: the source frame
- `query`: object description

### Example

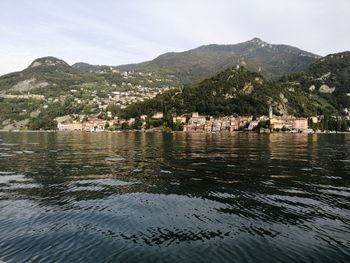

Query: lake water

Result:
[0,132,349,262]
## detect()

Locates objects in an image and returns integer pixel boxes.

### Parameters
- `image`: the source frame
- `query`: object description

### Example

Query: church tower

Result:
[269,105,273,119]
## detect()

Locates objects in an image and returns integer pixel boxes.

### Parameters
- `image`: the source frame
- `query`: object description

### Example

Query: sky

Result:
[0,0,349,75]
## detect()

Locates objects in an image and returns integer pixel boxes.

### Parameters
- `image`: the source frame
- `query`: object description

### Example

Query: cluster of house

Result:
[56,111,167,132]
[180,111,310,133]
[109,86,173,109]
[57,118,112,132]
[0,94,45,100]
[27,70,176,118]
[56,107,312,132]
[182,113,253,132]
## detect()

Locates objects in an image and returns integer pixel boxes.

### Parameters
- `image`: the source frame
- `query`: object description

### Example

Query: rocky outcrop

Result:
[279,93,288,103]
[30,110,41,118]
[11,79,49,92]
[1,119,29,131]
[319,84,335,94]
[242,82,254,95]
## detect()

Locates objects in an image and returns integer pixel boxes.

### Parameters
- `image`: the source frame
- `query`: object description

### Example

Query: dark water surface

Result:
[0,132,349,262]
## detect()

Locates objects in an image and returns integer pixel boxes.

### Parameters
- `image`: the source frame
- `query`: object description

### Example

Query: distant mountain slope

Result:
[72,62,114,72]
[117,38,320,83]
[0,57,178,129]
[0,56,176,96]
[0,57,101,94]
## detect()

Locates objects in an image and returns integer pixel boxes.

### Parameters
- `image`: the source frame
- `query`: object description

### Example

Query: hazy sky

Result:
[0,0,349,75]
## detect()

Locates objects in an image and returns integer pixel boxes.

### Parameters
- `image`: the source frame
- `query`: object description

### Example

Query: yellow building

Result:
[173,116,187,124]
[270,117,284,129]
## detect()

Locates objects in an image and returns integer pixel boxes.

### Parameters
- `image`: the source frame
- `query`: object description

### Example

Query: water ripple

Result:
[0,132,349,262]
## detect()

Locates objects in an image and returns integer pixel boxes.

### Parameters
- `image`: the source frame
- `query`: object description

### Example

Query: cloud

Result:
[0,0,349,75]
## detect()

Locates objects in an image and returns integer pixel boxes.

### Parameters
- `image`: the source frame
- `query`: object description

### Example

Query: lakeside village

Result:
[56,106,350,133]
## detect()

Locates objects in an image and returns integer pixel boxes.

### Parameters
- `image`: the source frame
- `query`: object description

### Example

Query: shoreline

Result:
[1,129,349,134]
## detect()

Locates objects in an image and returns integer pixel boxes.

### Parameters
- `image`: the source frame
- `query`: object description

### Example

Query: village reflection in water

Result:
[0,132,349,263]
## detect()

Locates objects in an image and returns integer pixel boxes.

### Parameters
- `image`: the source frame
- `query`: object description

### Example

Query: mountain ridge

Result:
[0,38,321,83]
[115,37,321,83]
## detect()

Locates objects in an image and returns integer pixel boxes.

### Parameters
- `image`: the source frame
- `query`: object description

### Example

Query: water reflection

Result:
[0,132,349,263]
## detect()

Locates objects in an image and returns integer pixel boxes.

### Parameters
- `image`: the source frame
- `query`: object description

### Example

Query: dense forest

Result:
[119,67,339,120]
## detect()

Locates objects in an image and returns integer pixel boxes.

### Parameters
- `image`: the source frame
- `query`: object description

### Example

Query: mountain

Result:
[0,56,101,94]
[0,56,177,96]
[117,38,320,84]
[121,51,350,121]
[0,57,178,130]
[0,45,348,131]
[119,66,337,120]
[281,51,350,112]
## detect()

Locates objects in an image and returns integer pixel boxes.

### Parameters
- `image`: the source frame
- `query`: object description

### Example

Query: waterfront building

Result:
[152,112,164,119]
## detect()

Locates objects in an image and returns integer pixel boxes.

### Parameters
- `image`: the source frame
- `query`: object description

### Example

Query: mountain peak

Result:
[28,56,70,69]
[248,37,266,44]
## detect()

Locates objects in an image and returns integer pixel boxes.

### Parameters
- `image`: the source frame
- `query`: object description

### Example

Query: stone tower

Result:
[269,104,273,119]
